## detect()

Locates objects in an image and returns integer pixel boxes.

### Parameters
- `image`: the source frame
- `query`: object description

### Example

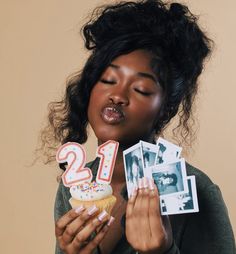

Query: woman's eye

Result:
[100,79,116,85]
[134,88,152,96]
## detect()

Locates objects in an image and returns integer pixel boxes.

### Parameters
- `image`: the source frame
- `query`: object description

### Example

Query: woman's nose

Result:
[109,85,129,106]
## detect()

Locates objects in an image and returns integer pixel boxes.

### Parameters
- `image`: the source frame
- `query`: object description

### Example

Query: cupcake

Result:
[69,181,116,214]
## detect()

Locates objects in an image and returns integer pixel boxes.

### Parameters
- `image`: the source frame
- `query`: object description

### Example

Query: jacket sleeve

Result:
[164,242,180,254]
[179,184,235,254]
[54,181,72,254]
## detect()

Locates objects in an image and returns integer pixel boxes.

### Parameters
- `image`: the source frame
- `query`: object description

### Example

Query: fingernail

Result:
[148,178,155,190]
[75,205,85,214]
[131,186,137,196]
[138,178,143,189]
[107,216,115,226]
[143,177,148,188]
[87,205,98,216]
[97,210,108,221]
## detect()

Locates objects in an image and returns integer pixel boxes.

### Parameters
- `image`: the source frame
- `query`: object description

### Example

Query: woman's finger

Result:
[126,178,151,246]
[61,205,99,244]
[138,178,152,238]
[132,178,144,211]
[71,211,111,250]
[126,186,138,243]
[126,186,138,218]
[55,205,85,237]
[148,181,163,236]
[148,178,160,213]
[134,178,149,211]
[81,216,115,254]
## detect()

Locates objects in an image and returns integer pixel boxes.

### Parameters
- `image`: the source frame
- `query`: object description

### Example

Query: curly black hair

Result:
[39,0,212,163]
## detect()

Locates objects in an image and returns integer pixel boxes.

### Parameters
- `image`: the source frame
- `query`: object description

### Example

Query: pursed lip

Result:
[100,104,125,125]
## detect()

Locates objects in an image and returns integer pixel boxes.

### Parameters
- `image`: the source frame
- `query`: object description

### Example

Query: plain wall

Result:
[0,0,235,253]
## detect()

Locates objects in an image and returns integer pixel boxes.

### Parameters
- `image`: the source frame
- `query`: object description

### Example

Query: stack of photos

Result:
[123,138,199,215]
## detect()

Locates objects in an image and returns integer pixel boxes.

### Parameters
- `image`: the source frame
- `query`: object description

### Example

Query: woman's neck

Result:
[112,149,126,184]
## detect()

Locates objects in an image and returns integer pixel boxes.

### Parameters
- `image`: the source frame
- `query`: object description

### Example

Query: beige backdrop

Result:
[1,0,235,253]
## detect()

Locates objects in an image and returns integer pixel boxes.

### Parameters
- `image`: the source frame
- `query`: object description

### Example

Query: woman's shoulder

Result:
[185,162,215,189]
[185,162,228,213]
[54,180,71,221]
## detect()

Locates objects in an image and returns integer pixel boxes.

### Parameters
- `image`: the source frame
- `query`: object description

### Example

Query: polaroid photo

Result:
[155,137,182,164]
[151,158,188,197]
[123,142,145,198]
[140,140,159,179]
[160,175,199,215]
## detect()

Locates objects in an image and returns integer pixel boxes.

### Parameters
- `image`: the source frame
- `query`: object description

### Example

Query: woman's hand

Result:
[55,205,114,254]
[126,178,173,254]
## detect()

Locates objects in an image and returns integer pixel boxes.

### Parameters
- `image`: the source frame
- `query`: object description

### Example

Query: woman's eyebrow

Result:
[109,63,157,83]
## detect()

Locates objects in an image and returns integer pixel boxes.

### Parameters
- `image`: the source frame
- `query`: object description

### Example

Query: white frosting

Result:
[70,181,113,201]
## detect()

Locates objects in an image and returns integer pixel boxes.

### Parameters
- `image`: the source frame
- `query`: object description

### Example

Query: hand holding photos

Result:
[123,138,199,215]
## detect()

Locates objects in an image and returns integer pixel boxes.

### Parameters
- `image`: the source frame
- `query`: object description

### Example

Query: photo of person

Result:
[140,141,159,178]
[123,144,144,196]
[161,176,199,215]
[130,154,143,187]
[155,137,182,164]
[152,159,188,197]
[156,143,166,164]
[143,152,150,167]
[156,173,178,193]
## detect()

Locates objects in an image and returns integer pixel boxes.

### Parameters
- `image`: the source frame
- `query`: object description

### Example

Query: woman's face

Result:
[88,49,163,147]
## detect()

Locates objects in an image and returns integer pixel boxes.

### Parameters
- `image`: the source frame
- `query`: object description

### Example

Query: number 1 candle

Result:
[96,140,119,184]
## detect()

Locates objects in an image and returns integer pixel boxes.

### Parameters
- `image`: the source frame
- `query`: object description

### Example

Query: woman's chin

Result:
[94,128,155,148]
[97,137,140,150]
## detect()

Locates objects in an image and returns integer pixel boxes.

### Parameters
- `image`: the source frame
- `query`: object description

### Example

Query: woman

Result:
[40,0,235,253]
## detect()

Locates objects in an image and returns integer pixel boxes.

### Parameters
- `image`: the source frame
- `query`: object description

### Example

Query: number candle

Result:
[96,140,119,184]
[56,140,119,187]
[56,142,93,187]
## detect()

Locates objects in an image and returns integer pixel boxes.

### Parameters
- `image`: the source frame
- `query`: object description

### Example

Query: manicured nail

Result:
[75,205,85,214]
[97,210,108,221]
[87,205,98,216]
[138,178,144,189]
[148,178,155,190]
[107,216,115,226]
[143,177,148,188]
[130,186,137,196]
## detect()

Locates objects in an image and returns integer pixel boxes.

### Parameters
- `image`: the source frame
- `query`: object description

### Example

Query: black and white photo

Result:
[123,143,144,197]
[140,140,159,178]
[151,158,188,197]
[160,176,199,215]
[155,137,182,164]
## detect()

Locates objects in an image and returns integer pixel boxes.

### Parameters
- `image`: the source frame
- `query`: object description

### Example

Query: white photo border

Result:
[160,175,199,215]
[150,158,188,197]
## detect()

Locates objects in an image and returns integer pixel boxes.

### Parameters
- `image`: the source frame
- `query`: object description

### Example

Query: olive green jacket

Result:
[54,159,235,254]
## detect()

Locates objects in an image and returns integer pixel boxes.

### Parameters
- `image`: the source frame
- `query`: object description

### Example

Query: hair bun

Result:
[169,3,187,19]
